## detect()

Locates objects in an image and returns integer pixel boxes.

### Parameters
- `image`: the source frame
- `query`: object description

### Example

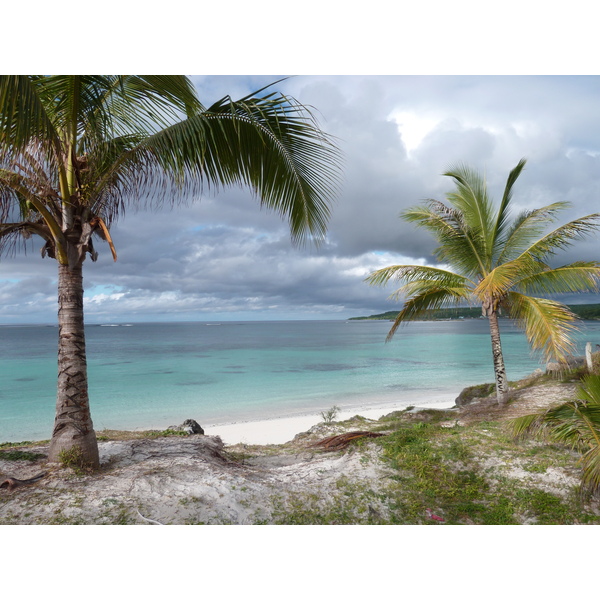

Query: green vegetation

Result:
[58,446,96,476]
[455,382,496,405]
[366,159,600,405]
[0,449,45,461]
[320,405,340,424]
[0,440,41,448]
[350,303,600,321]
[511,374,600,496]
[141,429,190,439]
[270,475,388,525]
[269,413,597,525]
[376,420,592,524]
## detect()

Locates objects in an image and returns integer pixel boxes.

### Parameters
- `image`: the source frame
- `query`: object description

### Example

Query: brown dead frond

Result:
[310,431,386,451]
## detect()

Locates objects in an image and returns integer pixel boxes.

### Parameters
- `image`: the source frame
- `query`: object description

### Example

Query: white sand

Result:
[206,394,457,445]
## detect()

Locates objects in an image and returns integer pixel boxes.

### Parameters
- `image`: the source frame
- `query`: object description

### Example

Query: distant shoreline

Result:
[349,302,600,322]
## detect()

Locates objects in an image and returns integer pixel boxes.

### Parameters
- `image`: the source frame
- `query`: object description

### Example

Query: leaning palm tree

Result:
[510,375,600,496]
[0,76,341,468]
[367,159,600,405]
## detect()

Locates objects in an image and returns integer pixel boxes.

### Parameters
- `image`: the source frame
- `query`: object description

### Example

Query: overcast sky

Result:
[2,75,600,324]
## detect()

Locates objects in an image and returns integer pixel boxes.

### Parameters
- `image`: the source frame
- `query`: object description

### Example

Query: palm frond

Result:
[366,264,473,340]
[491,158,526,255]
[517,213,600,263]
[513,262,600,296]
[473,257,541,303]
[443,162,495,263]
[32,76,202,150]
[365,264,473,289]
[99,91,341,244]
[511,401,598,448]
[496,202,571,264]
[402,201,488,278]
[385,287,472,341]
[0,76,60,156]
[505,292,579,362]
[581,444,600,495]
[90,75,203,140]
[0,221,52,256]
[510,375,600,495]
[577,374,600,405]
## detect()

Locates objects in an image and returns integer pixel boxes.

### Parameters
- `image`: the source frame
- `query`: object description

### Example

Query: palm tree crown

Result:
[0,76,341,260]
[0,75,342,466]
[367,159,600,403]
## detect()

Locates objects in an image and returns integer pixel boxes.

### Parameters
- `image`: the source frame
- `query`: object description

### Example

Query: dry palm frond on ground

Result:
[310,431,386,451]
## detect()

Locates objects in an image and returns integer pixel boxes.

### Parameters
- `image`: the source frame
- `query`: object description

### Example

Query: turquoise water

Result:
[2,319,600,442]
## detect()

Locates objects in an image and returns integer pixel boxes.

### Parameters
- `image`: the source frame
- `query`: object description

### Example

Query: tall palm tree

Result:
[510,374,600,496]
[0,76,341,467]
[366,159,600,405]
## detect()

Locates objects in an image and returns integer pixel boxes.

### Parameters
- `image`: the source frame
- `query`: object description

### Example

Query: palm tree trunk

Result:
[47,262,99,468]
[488,310,510,405]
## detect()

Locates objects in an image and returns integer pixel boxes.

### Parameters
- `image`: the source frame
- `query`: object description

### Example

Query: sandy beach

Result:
[204,393,457,445]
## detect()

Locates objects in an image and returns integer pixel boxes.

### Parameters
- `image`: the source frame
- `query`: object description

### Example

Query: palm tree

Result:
[0,76,341,468]
[510,375,600,496]
[366,159,600,405]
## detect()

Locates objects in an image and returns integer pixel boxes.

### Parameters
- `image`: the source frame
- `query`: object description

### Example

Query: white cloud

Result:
[389,110,440,156]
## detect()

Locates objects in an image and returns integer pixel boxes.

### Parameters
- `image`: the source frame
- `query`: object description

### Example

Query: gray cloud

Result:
[3,75,600,324]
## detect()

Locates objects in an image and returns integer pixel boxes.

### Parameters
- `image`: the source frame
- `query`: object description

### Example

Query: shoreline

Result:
[2,393,459,447]
[195,395,457,445]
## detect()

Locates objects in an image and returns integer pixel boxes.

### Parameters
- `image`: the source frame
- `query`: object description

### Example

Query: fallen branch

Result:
[310,431,386,451]
[0,472,47,492]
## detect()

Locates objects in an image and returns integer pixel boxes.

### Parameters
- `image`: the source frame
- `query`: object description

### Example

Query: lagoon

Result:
[2,319,600,443]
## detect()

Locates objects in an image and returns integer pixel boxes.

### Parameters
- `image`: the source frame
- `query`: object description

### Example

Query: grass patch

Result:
[141,429,189,439]
[270,476,389,525]
[0,449,45,461]
[58,447,95,476]
[0,441,43,448]
[455,383,495,405]
[374,420,598,525]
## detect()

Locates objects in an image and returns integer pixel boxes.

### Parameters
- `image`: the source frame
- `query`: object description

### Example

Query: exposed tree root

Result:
[0,472,47,492]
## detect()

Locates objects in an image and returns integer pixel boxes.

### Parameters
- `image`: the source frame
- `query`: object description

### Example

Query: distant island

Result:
[350,303,600,321]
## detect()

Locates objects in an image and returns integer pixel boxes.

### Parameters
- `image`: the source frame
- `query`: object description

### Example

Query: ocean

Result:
[2,318,600,443]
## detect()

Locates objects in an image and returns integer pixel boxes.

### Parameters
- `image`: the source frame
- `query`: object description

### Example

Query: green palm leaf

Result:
[0,76,60,153]
[402,201,488,278]
[496,202,570,264]
[491,157,527,249]
[443,162,494,243]
[519,213,600,263]
[511,375,600,495]
[85,88,340,244]
[367,159,600,404]
[386,287,472,341]
[514,262,600,296]
[366,265,473,340]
